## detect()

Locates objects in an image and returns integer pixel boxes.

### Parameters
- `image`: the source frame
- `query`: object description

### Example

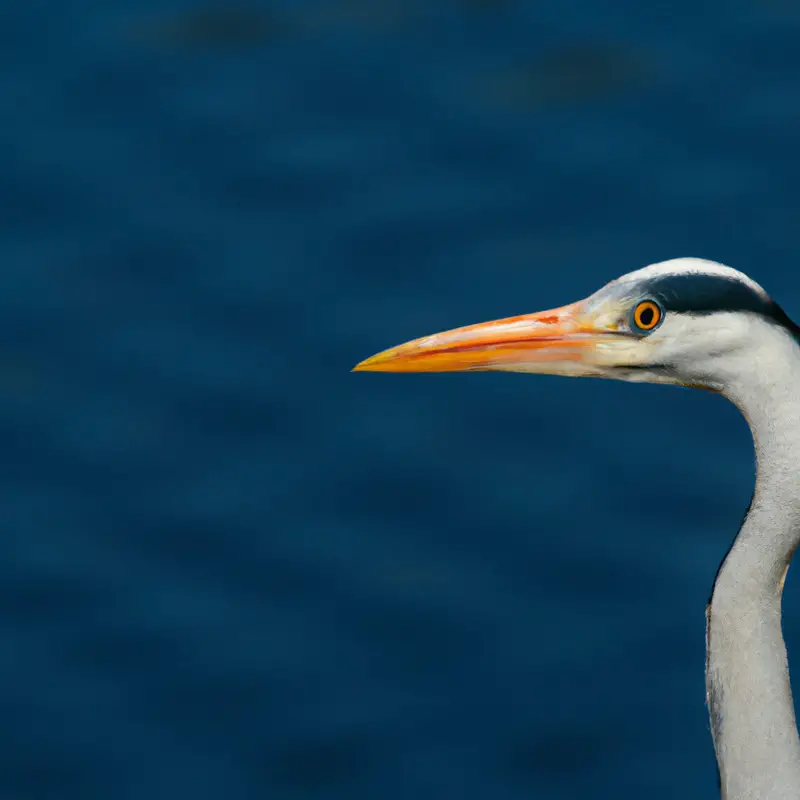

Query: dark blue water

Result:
[2,1,800,797]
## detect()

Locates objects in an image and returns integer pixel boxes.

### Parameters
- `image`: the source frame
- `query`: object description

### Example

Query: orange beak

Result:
[353,301,624,375]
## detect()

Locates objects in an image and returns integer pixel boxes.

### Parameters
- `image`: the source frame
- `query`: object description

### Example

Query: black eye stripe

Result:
[643,274,771,316]
[627,273,800,339]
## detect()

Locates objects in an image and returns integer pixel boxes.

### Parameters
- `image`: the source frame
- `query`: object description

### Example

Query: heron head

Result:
[354,258,799,395]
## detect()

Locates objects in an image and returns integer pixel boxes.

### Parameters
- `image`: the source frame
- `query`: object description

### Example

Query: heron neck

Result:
[708,330,800,799]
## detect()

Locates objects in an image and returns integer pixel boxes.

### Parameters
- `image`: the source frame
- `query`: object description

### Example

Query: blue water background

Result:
[1,1,800,797]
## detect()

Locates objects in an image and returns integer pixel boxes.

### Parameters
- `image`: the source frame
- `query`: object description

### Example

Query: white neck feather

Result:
[707,320,800,799]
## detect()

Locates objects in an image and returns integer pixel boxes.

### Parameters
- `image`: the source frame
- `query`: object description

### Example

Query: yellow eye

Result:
[633,300,662,331]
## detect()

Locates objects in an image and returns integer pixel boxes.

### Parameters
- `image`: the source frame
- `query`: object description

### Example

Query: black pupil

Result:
[639,305,655,327]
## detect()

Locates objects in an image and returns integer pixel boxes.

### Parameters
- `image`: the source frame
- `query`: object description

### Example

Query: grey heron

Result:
[354,257,800,799]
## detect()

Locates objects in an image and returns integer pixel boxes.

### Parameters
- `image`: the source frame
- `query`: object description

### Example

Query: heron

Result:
[353,257,800,799]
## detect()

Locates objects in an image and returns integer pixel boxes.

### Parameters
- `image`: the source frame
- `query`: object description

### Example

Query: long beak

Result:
[353,301,624,375]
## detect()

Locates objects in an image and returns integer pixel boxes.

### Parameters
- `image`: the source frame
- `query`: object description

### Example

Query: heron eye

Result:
[632,300,662,331]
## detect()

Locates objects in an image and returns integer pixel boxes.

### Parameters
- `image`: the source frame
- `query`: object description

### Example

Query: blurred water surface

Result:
[1,1,800,797]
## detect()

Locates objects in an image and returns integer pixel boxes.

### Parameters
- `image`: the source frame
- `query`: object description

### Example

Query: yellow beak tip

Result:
[352,354,387,372]
[352,345,406,372]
